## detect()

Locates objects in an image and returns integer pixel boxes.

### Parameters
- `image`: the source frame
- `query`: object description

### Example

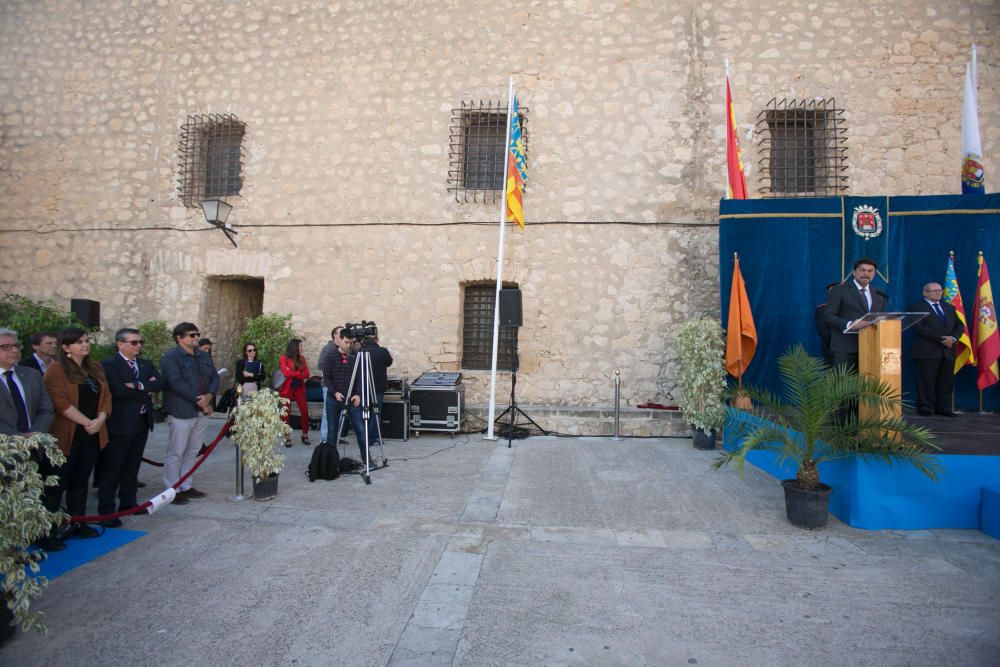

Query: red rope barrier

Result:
[69,419,232,523]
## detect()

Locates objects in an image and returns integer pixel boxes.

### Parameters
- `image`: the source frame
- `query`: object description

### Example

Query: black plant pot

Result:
[252,473,279,501]
[0,600,15,647]
[691,428,716,450]
[782,479,832,529]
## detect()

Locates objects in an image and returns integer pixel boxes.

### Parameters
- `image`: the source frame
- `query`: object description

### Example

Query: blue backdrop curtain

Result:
[719,193,1000,411]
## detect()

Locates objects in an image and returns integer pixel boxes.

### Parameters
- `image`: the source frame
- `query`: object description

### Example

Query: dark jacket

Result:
[234,358,266,386]
[320,349,359,398]
[161,345,219,419]
[102,353,163,435]
[18,354,46,375]
[366,343,393,392]
[823,280,889,353]
[0,364,54,435]
[909,300,965,360]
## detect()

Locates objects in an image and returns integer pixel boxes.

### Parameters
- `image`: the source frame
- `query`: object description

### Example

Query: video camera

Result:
[342,320,378,341]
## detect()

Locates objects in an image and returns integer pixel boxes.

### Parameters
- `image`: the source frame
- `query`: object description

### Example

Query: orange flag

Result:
[726,254,757,378]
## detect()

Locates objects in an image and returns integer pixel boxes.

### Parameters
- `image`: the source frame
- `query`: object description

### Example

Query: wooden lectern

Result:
[852,312,926,421]
[857,319,902,421]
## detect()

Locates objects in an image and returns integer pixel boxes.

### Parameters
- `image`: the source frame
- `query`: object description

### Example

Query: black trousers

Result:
[99,427,150,514]
[47,438,100,518]
[915,357,953,414]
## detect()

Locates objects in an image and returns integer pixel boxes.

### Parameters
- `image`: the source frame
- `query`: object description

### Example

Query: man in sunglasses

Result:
[160,322,218,504]
[98,328,164,525]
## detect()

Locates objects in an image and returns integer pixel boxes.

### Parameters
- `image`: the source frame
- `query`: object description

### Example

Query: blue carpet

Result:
[34,528,146,580]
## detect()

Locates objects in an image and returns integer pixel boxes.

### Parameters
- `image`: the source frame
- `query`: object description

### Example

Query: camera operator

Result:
[319,326,365,461]
[362,332,392,450]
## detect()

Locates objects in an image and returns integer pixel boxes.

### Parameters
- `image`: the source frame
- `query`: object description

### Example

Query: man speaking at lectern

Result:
[823,258,888,371]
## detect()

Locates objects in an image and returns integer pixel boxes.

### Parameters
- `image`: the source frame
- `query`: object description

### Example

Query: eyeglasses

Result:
[186,332,201,338]
[246,348,256,352]
[0,343,22,351]
[124,340,145,346]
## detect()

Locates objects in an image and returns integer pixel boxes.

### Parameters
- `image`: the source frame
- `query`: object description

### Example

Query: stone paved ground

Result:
[4,418,999,666]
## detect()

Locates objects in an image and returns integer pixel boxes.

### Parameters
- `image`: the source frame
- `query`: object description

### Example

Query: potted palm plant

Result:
[1,432,68,640]
[230,388,288,501]
[714,345,940,529]
[675,319,728,449]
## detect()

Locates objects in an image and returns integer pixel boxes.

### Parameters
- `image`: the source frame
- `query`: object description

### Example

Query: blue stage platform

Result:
[723,410,1000,535]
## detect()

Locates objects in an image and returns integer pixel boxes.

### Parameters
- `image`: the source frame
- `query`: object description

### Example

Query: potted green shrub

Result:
[714,345,940,529]
[138,320,174,421]
[675,319,728,449]
[1,433,68,639]
[230,389,289,501]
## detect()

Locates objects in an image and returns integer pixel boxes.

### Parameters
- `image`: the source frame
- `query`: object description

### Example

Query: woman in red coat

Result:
[278,338,311,447]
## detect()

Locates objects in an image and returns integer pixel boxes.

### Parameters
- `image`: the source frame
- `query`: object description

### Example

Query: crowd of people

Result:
[0,320,391,555]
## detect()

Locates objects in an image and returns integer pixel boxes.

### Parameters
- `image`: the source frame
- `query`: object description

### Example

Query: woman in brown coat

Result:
[44,327,111,537]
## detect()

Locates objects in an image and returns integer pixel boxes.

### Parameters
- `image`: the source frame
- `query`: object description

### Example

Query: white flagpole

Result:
[724,57,730,199]
[485,76,515,440]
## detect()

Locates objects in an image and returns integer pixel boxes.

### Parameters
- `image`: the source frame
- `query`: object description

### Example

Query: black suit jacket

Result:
[18,355,45,375]
[823,281,889,354]
[0,365,54,435]
[909,300,965,360]
[102,355,164,435]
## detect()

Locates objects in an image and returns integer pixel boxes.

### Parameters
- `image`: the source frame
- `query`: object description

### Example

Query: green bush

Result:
[238,314,301,387]
[138,320,174,369]
[0,293,82,352]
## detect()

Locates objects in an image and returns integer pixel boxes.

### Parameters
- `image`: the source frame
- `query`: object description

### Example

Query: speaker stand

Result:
[493,331,548,447]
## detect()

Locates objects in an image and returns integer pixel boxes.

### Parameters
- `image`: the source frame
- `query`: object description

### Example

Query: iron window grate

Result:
[448,99,528,205]
[756,98,848,197]
[177,113,247,208]
[462,283,518,371]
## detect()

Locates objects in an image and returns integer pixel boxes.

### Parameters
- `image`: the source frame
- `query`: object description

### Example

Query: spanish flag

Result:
[943,252,974,373]
[725,254,757,378]
[726,74,749,200]
[506,95,527,229]
[972,252,1000,390]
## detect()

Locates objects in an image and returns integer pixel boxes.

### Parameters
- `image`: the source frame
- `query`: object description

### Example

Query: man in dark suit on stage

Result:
[99,328,164,526]
[909,283,963,417]
[823,257,889,371]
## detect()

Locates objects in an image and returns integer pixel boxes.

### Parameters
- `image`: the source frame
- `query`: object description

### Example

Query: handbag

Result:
[217,387,237,413]
[272,369,286,388]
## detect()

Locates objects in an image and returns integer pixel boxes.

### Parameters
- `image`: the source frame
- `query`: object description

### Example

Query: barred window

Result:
[177,113,247,208]
[448,100,527,204]
[462,283,518,371]
[756,98,847,197]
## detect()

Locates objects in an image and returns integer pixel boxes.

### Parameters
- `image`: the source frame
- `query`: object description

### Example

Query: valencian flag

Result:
[962,45,985,194]
[506,95,527,229]
[972,253,1000,390]
[726,75,749,199]
[725,254,757,378]
[943,252,975,373]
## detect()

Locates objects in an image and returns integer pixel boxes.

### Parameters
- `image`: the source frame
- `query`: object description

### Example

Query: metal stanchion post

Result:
[612,369,622,441]
[228,389,248,502]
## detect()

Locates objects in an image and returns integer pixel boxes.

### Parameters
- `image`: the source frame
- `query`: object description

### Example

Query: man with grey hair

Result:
[1,327,59,549]
[909,282,964,417]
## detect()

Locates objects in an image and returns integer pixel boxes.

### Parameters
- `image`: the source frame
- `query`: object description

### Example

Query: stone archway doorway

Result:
[200,276,264,381]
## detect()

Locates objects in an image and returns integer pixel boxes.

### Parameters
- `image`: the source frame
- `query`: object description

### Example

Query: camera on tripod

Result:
[342,320,378,341]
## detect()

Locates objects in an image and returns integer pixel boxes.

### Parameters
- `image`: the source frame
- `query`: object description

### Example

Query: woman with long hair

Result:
[43,327,112,537]
[278,338,311,446]
[234,341,265,398]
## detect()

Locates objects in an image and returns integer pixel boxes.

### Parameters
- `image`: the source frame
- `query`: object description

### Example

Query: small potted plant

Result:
[230,388,289,501]
[675,319,728,449]
[714,345,940,529]
[1,432,68,640]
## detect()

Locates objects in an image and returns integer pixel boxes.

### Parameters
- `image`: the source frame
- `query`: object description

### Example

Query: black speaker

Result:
[71,299,101,328]
[499,288,522,327]
[380,400,409,440]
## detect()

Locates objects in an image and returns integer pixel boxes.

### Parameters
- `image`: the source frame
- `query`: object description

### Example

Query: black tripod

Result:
[493,330,548,448]
[334,340,387,484]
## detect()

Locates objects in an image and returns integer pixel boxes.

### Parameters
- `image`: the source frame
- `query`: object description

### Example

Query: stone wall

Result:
[1,0,997,427]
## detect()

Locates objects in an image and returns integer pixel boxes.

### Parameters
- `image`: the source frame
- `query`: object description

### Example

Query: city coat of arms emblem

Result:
[852,204,883,240]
